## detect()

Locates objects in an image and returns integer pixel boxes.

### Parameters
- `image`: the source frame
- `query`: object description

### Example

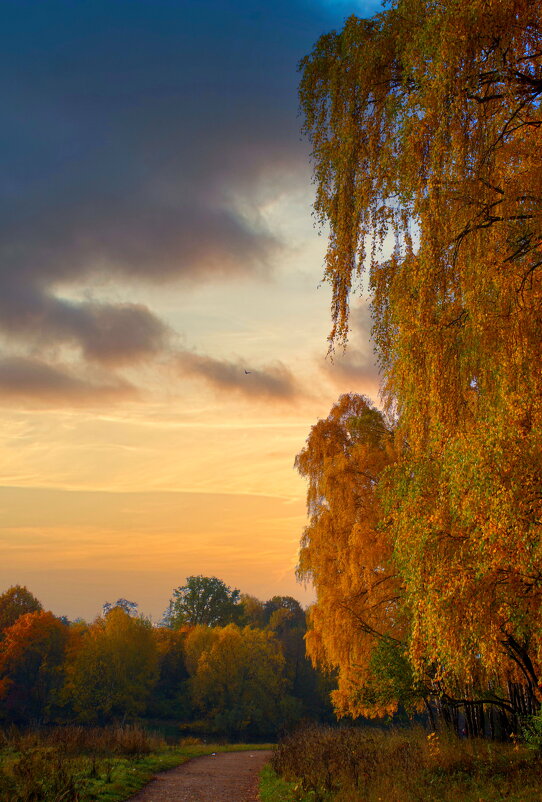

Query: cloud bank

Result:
[0,0,381,403]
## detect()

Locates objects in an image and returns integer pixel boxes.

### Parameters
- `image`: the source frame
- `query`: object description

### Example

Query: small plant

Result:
[426,731,440,759]
[522,708,542,753]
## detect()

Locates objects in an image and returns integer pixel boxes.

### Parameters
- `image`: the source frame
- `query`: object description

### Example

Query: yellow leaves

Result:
[64,608,158,722]
[296,395,405,717]
[188,624,286,736]
[301,0,542,717]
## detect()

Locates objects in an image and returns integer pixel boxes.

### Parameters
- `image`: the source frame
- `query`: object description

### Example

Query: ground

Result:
[128,749,273,802]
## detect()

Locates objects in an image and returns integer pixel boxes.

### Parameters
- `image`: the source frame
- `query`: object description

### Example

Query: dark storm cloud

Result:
[176,351,299,400]
[0,357,137,406]
[0,0,381,391]
[0,0,348,292]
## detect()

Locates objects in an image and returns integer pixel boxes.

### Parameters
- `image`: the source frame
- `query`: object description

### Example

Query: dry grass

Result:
[0,724,167,801]
[0,723,166,757]
[271,724,542,801]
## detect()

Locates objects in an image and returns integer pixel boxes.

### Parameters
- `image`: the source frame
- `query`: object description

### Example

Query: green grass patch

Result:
[0,724,273,802]
[259,763,313,802]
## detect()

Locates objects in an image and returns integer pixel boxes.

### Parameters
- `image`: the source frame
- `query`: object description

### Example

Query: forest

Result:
[0,580,333,740]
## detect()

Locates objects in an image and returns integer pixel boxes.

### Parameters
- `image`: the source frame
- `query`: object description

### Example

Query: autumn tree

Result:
[65,607,158,723]
[163,576,241,628]
[300,0,542,712]
[186,624,286,738]
[295,394,408,717]
[238,594,266,628]
[264,596,306,629]
[0,611,68,723]
[0,586,42,636]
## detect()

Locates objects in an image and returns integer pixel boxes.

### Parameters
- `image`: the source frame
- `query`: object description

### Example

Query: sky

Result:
[0,0,383,622]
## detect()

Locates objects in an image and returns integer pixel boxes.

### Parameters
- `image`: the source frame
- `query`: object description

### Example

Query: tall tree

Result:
[299,0,542,706]
[0,611,68,723]
[163,576,241,628]
[65,607,158,723]
[295,394,406,717]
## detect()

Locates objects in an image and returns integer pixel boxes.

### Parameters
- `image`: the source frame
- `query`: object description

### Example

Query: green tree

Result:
[238,594,266,628]
[264,596,306,629]
[164,576,241,628]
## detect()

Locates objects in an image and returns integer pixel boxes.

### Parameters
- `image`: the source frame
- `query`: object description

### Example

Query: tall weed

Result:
[0,724,166,801]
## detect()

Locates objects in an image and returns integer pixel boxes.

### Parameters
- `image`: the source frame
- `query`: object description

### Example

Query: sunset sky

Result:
[1,0,382,622]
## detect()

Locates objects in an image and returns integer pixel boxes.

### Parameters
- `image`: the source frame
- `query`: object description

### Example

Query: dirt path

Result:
[128,749,273,802]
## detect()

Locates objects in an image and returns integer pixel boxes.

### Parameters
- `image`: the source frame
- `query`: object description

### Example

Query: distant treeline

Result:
[0,579,335,739]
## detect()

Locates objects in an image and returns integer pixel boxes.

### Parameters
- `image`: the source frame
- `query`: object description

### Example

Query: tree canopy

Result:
[187,624,286,738]
[65,607,158,723]
[0,586,42,636]
[299,0,542,717]
[0,611,68,722]
[163,576,241,628]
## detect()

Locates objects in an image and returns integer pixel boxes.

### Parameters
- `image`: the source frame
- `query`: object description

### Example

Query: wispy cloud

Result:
[0,357,137,406]
[176,350,300,401]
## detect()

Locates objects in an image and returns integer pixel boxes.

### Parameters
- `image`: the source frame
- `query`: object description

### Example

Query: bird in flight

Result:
[244,370,252,374]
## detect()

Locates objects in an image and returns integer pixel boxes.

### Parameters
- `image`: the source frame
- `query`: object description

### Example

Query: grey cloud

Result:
[0,194,280,288]
[0,289,169,366]
[0,0,382,392]
[0,0,322,297]
[176,351,299,400]
[0,357,137,406]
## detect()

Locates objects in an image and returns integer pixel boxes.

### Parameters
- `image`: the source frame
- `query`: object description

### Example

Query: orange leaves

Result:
[0,611,69,719]
[0,586,42,636]
[296,395,405,717]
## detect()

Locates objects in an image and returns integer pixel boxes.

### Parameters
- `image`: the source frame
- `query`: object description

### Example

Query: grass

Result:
[259,763,312,802]
[0,724,273,802]
[267,724,542,802]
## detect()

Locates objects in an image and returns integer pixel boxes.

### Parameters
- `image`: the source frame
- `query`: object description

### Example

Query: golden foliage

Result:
[295,394,405,717]
[64,607,158,721]
[187,624,285,736]
[300,0,542,700]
